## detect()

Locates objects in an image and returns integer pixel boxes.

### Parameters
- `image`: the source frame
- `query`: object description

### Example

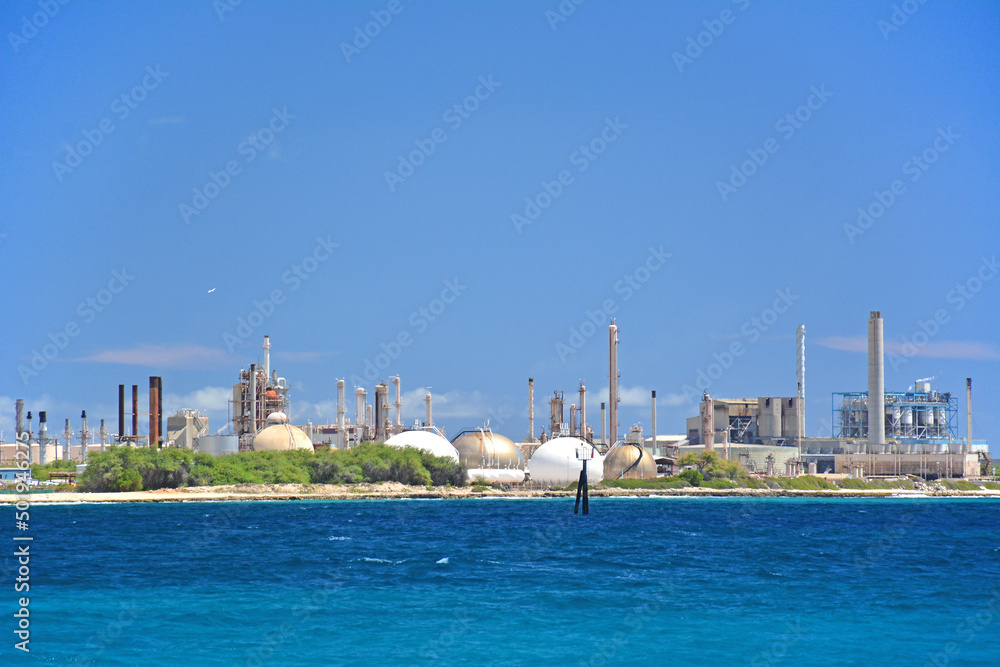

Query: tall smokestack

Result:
[609,322,619,445]
[15,399,25,444]
[149,376,159,449]
[80,410,89,462]
[528,378,535,442]
[701,393,715,450]
[64,418,73,461]
[375,383,388,441]
[579,381,587,442]
[569,404,577,436]
[131,384,139,440]
[249,364,257,436]
[263,336,271,388]
[867,311,885,449]
[966,377,973,455]
[157,377,163,447]
[355,387,366,428]
[425,391,433,428]
[392,376,402,429]
[99,419,108,453]
[336,380,346,448]
[118,384,125,443]
[600,402,606,448]
[651,390,657,458]
[38,411,48,465]
[796,324,805,442]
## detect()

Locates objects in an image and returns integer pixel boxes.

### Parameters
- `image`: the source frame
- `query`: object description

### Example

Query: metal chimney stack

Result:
[249,364,258,436]
[528,378,535,443]
[579,381,587,442]
[867,311,885,450]
[16,399,26,447]
[64,418,73,461]
[392,376,402,429]
[118,384,126,443]
[425,391,433,428]
[796,324,806,441]
[263,336,271,389]
[374,383,389,442]
[608,321,619,446]
[355,387,366,429]
[569,405,577,436]
[99,419,108,453]
[600,402,606,449]
[38,411,48,465]
[131,384,139,441]
[966,378,973,455]
[701,392,715,450]
[336,380,346,448]
[651,390,657,458]
[80,410,89,462]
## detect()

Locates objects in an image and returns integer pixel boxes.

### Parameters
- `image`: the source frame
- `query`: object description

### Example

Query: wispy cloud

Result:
[148,115,186,125]
[817,336,1000,361]
[593,385,690,408]
[163,387,232,414]
[74,344,232,368]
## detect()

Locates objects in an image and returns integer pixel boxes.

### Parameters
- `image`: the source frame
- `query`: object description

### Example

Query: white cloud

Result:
[74,344,232,368]
[818,336,1000,361]
[163,386,232,414]
[593,385,691,408]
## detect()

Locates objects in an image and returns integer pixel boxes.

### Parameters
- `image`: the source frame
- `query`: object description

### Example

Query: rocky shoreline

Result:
[5,483,1000,503]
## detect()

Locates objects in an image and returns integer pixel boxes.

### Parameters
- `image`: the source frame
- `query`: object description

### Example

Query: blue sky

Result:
[2,1,998,453]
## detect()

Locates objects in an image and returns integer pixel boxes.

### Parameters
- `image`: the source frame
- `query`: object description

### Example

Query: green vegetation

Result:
[836,478,916,490]
[934,479,982,491]
[601,477,691,489]
[765,475,834,491]
[676,450,750,484]
[77,443,466,492]
[29,458,77,481]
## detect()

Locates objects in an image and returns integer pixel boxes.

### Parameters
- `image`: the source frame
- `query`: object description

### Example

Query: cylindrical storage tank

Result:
[196,434,239,456]
[603,443,657,480]
[921,408,934,426]
[467,468,526,484]
[936,407,947,435]
[902,408,913,425]
[451,431,525,470]
[252,412,314,451]
[526,437,603,486]
[385,430,460,462]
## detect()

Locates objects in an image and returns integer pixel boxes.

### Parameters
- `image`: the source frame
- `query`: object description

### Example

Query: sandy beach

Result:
[5,483,1000,503]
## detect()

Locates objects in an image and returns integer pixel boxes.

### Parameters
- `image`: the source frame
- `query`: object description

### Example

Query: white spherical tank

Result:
[526,437,603,486]
[252,412,314,451]
[385,430,460,463]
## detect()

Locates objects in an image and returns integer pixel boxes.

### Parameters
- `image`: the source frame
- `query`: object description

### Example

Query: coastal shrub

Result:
[30,459,77,481]
[601,477,690,489]
[701,477,737,489]
[837,478,869,490]
[74,441,465,492]
[678,469,703,487]
[676,451,749,482]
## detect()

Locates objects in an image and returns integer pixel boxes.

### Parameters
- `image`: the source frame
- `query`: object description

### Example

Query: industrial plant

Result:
[2,311,991,486]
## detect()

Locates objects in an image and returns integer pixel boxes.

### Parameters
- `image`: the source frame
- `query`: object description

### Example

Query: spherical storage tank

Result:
[526,437,603,486]
[452,431,526,483]
[384,430,460,463]
[252,412,314,451]
[603,443,657,480]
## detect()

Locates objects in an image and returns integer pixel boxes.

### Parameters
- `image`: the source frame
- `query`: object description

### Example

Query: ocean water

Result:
[3,497,999,666]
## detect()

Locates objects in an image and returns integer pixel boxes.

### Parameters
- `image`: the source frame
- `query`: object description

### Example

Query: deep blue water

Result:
[2,497,999,666]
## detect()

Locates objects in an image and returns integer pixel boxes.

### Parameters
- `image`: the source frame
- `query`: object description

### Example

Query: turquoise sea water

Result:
[3,497,999,666]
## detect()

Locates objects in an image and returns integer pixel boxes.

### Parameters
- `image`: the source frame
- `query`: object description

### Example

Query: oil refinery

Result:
[1,312,991,484]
